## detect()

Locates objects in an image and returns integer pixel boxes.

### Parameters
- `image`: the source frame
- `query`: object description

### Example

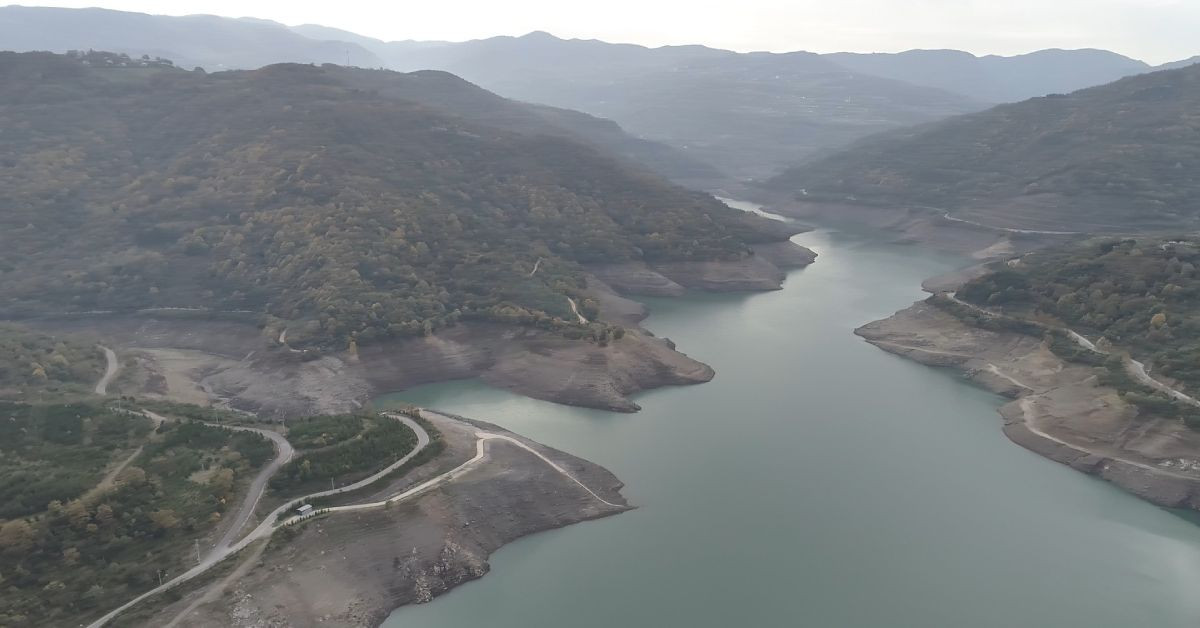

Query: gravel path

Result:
[94,345,119,395]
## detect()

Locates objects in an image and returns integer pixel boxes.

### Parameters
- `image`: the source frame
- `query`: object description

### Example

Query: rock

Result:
[588,262,685,297]
[860,297,1200,515]
[652,255,786,291]
[152,412,632,627]
[751,241,817,269]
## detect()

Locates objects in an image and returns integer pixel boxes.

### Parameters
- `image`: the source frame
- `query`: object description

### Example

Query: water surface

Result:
[381,222,1200,628]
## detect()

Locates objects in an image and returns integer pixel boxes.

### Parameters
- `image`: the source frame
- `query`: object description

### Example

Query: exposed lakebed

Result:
[379,216,1200,627]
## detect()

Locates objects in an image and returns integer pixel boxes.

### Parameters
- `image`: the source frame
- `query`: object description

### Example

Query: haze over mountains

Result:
[5,5,1194,182]
[0,5,388,69]
[826,49,1154,103]
[769,63,1200,233]
[0,51,789,348]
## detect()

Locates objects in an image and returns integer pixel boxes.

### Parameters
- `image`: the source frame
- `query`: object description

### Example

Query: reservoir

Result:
[381,207,1200,627]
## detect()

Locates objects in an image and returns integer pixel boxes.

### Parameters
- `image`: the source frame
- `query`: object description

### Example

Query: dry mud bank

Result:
[28,255,814,417]
[125,411,631,628]
[37,315,709,416]
[857,301,1200,511]
[589,240,816,296]
[754,196,1076,260]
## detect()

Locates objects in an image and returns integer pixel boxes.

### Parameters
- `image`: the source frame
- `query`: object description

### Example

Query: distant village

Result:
[65,49,176,68]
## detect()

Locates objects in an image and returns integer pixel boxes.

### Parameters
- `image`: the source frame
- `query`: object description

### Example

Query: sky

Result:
[27,0,1200,64]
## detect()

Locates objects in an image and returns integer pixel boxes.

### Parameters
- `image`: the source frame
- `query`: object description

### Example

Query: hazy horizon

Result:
[17,1,1200,64]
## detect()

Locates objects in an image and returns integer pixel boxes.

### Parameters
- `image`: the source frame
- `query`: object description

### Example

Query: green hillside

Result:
[958,237,1200,398]
[0,52,780,348]
[0,324,105,399]
[768,64,1200,232]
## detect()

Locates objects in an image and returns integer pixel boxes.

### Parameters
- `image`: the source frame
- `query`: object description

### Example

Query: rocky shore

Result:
[126,411,632,627]
[30,253,815,417]
[857,300,1200,511]
[745,192,1075,260]
[588,241,816,296]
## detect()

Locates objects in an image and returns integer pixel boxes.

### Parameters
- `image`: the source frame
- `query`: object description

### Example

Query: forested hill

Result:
[332,67,721,181]
[767,64,1200,233]
[0,52,779,348]
[958,237,1200,401]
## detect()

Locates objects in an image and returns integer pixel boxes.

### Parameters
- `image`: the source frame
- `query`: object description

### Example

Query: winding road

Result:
[1015,398,1200,482]
[943,292,1200,408]
[86,408,620,627]
[94,345,119,395]
[184,416,296,557]
[567,297,589,324]
[298,410,623,520]
[940,211,1081,236]
[934,293,1200,485]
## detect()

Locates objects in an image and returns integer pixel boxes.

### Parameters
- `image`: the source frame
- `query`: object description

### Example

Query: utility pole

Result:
[331,477,335,491]
[158,569,165,587]
[194,539,201,565]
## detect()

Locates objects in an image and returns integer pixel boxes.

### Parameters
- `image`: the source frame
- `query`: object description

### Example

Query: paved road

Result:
[85,409,624,627]
[939,211,1081,235]
[95,345,119,395]
[1127,358,1200,407]
[199,419,295,556]
[933,297,1200,483]
[86,411,430,628]
[301,410,623,520]
[567,297,588,324]
[1017,398,1200,482]
[944,291,1198,407]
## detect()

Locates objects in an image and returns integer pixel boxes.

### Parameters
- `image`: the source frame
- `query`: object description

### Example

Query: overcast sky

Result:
[30,0,1200,63]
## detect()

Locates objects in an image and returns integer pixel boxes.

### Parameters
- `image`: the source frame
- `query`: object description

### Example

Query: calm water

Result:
[380,221,1200,627]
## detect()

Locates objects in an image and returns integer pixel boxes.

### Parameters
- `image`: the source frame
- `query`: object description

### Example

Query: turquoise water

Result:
[380,226,1200,628]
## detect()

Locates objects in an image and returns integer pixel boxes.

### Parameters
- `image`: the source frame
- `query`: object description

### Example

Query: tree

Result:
[64,500,90,530]
[62,547,81,566]
[149,509,181,532]
[0,520,35,554]
[1151,312,1167,328]
[117,466,147,486]
[208,467,235,499]
[95,503,114,526]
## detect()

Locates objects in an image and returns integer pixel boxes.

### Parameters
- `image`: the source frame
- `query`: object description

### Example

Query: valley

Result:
[378,225,1200,628]
[3,6,1200,627]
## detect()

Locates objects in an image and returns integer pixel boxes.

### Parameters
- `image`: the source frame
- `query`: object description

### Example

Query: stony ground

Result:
[28,263,800,417]
[127,411,631,628]
[857,301,1200,510]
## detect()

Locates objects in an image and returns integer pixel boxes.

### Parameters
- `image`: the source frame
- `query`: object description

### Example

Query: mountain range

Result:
[5,5,1194,182]
[767,63,1200,233]
[0,51,786,348]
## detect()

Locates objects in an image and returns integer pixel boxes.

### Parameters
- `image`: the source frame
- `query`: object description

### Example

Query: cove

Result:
[379,215,1200,627]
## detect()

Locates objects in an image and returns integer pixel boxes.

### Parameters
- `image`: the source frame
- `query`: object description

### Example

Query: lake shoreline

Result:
[22,242,816,418]
[857,299,1200,513]
[123,410,633,627]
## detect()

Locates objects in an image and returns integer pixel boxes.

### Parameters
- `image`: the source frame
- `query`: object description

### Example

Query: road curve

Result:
[95,345,119,395]
[294,410,623,521]
[926,294,1200,486]
[86,411,430,628]
[940,211,1081,236]
[1017,398,1200,482]
[85,409,628,627]
[1126,359,1200,407]
[943,292,1199,408]
[203,421,295,556]
[134,411,295,557]
[567,297,589,324]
